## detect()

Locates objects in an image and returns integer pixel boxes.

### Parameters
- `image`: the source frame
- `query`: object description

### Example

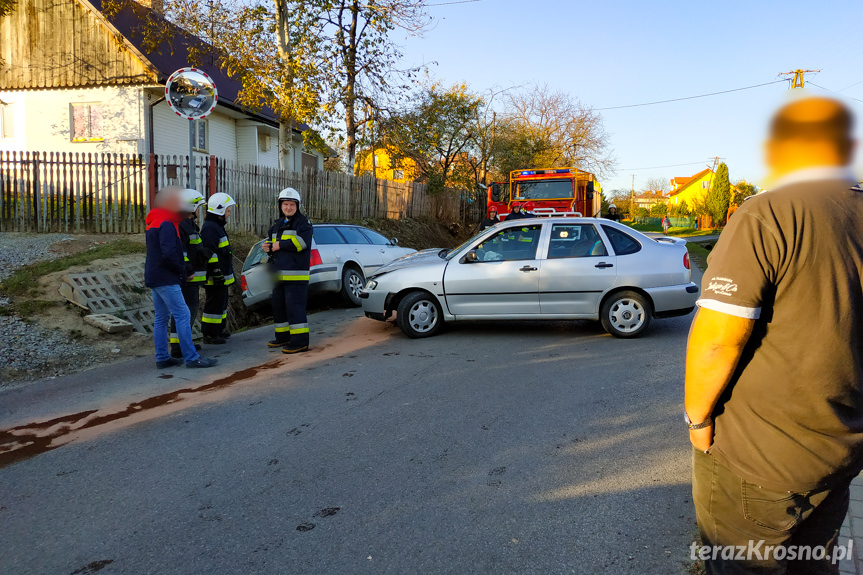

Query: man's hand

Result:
[271,241,280,252]
[262,241,272,253]
[689,424,714,452]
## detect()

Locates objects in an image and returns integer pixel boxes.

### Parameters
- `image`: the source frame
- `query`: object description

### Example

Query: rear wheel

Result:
[341,266,365,307]
[600,290,652,338]
[396,291,444,338]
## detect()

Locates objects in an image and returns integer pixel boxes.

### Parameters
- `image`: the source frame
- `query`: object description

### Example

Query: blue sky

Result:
[399,0,863,192]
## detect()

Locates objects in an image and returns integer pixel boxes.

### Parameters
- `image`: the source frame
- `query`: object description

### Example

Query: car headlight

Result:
[366,280,378,290]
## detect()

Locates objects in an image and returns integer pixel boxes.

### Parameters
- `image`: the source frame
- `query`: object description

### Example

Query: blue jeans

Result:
[152,284,200,363]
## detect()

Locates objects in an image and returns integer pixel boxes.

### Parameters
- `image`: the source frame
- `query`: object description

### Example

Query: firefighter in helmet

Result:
[169,188,208,357]
[262,187,314,354]
[200,192,236,344]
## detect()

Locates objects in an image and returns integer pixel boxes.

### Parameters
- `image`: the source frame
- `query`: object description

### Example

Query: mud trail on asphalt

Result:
[0,318,394,468]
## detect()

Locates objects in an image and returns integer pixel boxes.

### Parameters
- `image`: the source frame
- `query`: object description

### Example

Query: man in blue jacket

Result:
[145,187,217,369]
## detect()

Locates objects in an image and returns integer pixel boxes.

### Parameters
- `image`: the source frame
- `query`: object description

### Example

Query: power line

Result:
[595,80,786,111]
[426,0,483,6]
[619,161,712,171]
[807,82,863,104]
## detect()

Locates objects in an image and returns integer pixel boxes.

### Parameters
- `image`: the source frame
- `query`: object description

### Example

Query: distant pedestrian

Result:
[661,215,670,235]
[263,188,313,354]
[480,208,500,230]
[144,186,216,369]
[604,204,621,221]
[200,192,236,345]
[686,96,862,574]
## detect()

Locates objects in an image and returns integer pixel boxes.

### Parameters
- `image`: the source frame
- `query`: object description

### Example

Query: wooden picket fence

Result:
[0,151,149,233]
[0,151,485,234]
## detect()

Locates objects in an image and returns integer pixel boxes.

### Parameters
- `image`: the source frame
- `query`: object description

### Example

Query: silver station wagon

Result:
[360,217,699,338]
[241,224,416,308]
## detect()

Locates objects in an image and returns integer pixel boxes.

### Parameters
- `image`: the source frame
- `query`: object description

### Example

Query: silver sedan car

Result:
[360,217,699,338]
[241,224,416,308]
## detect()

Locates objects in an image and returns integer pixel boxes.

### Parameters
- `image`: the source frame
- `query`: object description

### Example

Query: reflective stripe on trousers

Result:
[290,322,309,334]
[202,313,222,324]
[274,322,291,333]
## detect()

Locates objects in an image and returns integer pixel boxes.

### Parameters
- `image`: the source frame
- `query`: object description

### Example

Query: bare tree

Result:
[498,84,614,177]
[642,177,668,193]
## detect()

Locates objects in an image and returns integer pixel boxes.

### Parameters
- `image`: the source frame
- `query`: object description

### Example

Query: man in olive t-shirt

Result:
[685,97,862,574]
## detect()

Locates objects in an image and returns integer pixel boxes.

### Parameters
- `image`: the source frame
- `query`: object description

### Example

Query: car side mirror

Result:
[490,183,500,203]
[390,237,399,246]
[462,250,479,264]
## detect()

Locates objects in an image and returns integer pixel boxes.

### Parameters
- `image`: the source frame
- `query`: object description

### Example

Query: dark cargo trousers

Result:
[271,280,309,348]
[201,284,229,338]
[692,448,851,575]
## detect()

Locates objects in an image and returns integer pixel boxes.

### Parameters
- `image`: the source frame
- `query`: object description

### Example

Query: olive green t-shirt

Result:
[698,173,863,491]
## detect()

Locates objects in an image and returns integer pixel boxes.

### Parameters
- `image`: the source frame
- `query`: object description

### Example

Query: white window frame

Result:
[193,119,208,153]
[70,102,104,142]
[0,103,13,139]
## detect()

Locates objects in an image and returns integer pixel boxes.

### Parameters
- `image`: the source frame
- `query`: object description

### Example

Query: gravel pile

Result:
[0,233,116,387]
[0,296,113,384]
[0,233,71,282]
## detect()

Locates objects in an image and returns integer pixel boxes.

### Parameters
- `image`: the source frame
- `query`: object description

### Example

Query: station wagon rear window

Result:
[313,226,347,245]
[337,227,370,244]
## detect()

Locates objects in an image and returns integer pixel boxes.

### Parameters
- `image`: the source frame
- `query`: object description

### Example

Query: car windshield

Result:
[514,179,573,200]
[443,228,497,260]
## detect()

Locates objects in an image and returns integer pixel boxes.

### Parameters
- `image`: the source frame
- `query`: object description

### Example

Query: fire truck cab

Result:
[486,168,601,219]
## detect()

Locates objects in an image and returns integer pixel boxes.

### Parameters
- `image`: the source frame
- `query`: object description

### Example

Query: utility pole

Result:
[778,69,821,89]
[630,174,635,217]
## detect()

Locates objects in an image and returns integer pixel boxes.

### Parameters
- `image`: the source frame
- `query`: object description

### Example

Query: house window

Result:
[301,152,318,172]
[193,119,208,153]
[393,169,405,181]
[71,103,103,142]
[0,104,13,139]
[702,181,710,189]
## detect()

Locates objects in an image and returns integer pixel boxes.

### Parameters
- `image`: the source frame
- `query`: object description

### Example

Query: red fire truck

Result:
[486,168,602,219]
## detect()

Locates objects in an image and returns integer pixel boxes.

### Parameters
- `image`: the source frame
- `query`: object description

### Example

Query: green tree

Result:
[650,201,668,216]
[316,0,430,174]
[732,180,758,205]
[379,82,485,193]
[669,199,689,217]
[706,162,731,226]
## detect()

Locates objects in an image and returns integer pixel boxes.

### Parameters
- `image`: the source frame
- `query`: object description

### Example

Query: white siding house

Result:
[0,0,326,170]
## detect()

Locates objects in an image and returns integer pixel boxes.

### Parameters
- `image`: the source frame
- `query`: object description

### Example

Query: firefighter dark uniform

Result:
[169,214,208,357]
[267,189,313,352]
[200,193,236,343]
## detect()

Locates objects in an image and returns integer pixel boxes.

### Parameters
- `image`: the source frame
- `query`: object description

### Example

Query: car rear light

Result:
[683,252,691,270]
[240,274,249,292]
[310,248,323,267]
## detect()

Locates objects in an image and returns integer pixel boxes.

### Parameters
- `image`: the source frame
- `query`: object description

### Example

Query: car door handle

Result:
[595,262,614,269]
[520,265,538,272]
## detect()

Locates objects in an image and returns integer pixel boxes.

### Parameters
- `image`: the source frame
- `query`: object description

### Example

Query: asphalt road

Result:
[0,281,701,574]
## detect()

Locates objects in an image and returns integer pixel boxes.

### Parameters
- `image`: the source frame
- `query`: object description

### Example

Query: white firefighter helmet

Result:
[609,204,617,210]
[207,192,236,216]
[180,188,206,212]
[278,187,302,206]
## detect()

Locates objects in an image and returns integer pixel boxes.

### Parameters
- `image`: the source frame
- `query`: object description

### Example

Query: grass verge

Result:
[0,239,146,298]
[687,242,711,271]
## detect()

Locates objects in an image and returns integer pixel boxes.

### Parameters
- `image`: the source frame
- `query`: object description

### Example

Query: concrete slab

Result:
[83,313,134,334]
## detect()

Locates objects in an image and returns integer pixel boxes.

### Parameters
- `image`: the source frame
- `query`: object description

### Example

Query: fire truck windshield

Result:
[514,179,574,201]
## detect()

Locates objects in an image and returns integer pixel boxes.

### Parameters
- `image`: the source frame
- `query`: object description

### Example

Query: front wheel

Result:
[396,291,444,338]
[341,266,365,307]
[600,290,652,338]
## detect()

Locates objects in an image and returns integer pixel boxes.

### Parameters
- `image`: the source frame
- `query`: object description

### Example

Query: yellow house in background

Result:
[356,147,419,183]
[668,168,714,207]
